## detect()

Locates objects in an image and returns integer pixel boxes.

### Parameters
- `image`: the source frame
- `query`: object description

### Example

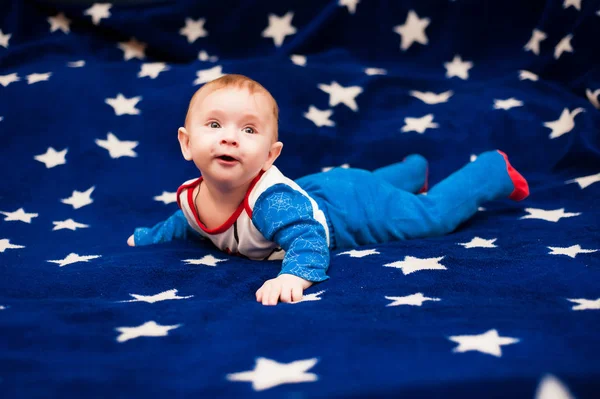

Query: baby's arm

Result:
[251,185,330,305]
[127,209,194,246]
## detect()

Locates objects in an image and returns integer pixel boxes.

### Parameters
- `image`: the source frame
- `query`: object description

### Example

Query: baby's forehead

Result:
[193,87,275,118]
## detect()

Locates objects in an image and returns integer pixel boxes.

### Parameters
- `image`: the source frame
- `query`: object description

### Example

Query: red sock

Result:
[497,150,529,201]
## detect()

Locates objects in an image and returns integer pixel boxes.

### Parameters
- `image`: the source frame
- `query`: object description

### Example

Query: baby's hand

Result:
[127,234,135,246]
[256,274,314,306]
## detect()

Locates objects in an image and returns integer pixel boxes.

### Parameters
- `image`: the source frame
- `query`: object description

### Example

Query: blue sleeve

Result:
[251,184,330,282]
[133,209,197,246]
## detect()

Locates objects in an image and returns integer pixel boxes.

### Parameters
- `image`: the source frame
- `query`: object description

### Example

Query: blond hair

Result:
[184,74,279,140]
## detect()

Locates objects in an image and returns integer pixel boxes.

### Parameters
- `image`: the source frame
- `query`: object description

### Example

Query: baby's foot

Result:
[127,235,135,246]
[497,150,529,201]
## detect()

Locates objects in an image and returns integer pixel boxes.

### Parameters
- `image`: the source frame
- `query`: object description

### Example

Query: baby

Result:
[127,74,529,306]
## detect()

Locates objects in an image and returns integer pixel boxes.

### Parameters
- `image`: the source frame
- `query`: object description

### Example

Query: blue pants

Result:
[295,151,516,250]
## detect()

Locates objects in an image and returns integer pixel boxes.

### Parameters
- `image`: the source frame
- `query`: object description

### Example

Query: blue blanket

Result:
[1,0,599,397]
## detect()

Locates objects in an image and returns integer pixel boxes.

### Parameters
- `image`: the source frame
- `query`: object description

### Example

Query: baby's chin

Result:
[202,169,258,188]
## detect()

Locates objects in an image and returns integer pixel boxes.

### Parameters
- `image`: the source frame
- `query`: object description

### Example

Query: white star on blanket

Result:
[318,81,363,111]
[290,54,306,66]
[262,12,297,47]
[0,73,20,87]
[115,321,181,343]
[95,133,139,158]
[566,298,600,311]
[117,38,147,60]
[105,94,142,115]
[52,219,89,231]
[448,329,519,357]
[339,0,360,14]
[34,147,67,168]
[61,187,95,209]
[383,256,447,275]
[401,114,438,133]
[520,208,581,222]
[304,106,335,127]
[227,357,319,391]
[119,289,194,303]
[586,88,600,109]
[547,245,598,258]
[544,108,584,139]
[565,172,600,189]
[138,62,170,79]
[179,18,208,43]
[0,29,12,48]
[27,72,51,84]
[554,34,574,59]
[84,3,112,25]
[519,70,539,81]
[48,13,71,34]
[444,55,473,79]
[47,253,101,267]
[0,208,38,223]
[494,98,523,110]
[410,90,453,104]
[183,255,227,266]
[0,239,25,253]
[154,191,177,204]
[198,50,218,62]
[524,29,547,55]
[535,375,575,399]
[393,10,430,51]
[337,249,380,258]
[458,237,497,248]
[67,60,85,68]
[385,293,441,307]
[563,0,582,11]
[364,67,387,76]
[194,65,224,85]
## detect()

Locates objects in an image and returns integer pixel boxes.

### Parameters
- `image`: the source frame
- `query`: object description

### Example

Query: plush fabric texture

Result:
[1,0,599,397]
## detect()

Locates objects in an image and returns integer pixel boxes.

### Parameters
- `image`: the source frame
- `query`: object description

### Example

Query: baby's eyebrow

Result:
[203,109,262,124]
[239,113,262,124]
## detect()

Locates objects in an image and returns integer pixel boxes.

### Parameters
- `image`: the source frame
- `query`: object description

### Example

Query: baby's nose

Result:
[220,130,239,146]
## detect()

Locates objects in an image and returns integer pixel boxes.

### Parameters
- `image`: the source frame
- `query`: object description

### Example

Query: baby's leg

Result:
[300,150,528,248]
[373,154,428,193]
[404,150,529,237]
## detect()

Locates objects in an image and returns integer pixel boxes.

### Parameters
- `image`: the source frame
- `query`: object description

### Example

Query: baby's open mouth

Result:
[217,155,237,162]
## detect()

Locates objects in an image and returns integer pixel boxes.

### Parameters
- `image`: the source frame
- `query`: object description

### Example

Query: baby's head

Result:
[178,74,283,189]
[183,74,279,141]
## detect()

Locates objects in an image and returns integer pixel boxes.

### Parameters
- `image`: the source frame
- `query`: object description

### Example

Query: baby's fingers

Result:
[265,284,281,306]
[260,285,272,305]
[256,287,263,302]
[291,285,303,303]
[279,285,293,303]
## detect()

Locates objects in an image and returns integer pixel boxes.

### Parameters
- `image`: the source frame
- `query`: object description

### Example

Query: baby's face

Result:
[184,87,280,189]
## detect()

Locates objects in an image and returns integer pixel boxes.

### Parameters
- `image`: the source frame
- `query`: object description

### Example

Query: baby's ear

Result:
[263,141,283,171]
[177,127,192,161]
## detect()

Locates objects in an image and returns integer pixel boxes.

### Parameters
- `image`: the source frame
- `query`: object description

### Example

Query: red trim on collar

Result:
[177,170,266,235]
[176,178,201,210]
[244,169,265,219]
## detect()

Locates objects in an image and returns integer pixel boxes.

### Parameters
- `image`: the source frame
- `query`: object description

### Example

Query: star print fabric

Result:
[1,0,599,398]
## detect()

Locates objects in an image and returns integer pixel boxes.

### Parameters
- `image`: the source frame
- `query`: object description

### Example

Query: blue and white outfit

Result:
[133,150,526,282]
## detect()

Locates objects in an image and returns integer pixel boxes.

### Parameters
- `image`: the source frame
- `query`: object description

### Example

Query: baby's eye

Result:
[209,122,220,128]
[243,127,255,134]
